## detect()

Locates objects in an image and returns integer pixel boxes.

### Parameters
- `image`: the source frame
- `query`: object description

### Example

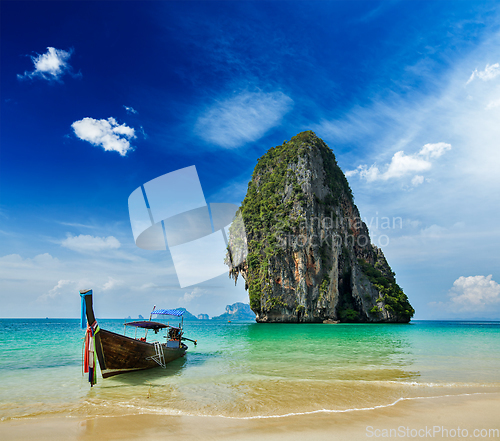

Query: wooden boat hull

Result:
[98,328,187,378]
[83,292,187,378]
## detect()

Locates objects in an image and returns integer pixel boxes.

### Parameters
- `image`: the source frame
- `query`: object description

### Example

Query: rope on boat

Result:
[81,337,85,377]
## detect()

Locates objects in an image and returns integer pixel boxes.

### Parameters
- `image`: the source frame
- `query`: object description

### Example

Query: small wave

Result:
[104,391,498,420]
[382,380,500,388]
[225,392,497,420]
[4,391,498,422]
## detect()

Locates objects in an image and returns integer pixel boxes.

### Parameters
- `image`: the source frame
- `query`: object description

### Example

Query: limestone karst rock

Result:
[227,131,414,323]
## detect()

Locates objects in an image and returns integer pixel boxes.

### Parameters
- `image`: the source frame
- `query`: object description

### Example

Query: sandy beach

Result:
[2,392,499,441]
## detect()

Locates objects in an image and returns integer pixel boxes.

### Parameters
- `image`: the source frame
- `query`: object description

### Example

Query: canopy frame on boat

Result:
[151,309,185,317]
[124,321,168,331]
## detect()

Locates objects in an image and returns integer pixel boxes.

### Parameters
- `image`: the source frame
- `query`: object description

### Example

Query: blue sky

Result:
[1,1,500,319]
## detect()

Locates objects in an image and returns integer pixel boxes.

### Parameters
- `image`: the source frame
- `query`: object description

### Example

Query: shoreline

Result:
[2,392,499,441]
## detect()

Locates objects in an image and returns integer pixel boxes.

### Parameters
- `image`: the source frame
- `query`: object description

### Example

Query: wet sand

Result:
[2,392,499,441]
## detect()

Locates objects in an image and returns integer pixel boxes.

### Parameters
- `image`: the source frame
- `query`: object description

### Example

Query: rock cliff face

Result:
[227,131,414,323]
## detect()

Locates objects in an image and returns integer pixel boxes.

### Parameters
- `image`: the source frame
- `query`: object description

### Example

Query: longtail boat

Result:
[80,289,196,384]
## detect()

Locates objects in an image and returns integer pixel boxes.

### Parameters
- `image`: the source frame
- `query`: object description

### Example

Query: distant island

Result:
[170,303,256,321]
[176,308,199,321]
[226,131,414,323]
[211,302,256,321]
[125,314,145,320]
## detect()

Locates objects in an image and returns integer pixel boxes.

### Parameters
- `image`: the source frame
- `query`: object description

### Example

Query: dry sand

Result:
[2,392,499,441]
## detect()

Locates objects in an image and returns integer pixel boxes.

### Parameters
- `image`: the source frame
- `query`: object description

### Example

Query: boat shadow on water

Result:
[100,356,189,387]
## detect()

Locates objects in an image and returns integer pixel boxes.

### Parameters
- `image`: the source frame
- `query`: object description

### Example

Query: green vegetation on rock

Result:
[358,259,415,322]
[339,308,360,322]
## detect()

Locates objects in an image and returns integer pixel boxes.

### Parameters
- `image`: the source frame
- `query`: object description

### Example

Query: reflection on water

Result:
[1,320,499,419]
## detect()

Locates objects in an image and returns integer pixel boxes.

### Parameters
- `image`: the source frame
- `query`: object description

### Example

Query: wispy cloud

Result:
[486,98,500,110]
[195,91,293,148]
[466,62,500,85]
[123,105,138,114]
[0,253,60,270]
[314,33,500,202]
[102,277,122,291]
[0,248,204,317]
[352,0,398,24]
[58,221,96,229]
[411,175,424,186]
[137,282,158,291]
[178,287,205,305]
[61,234,121,253]
[38,279,73,301]
[207,172,252,204]
[71,117,136,156]
[381,221,500,266]
[345,142,451,183]
[17,47,80,82]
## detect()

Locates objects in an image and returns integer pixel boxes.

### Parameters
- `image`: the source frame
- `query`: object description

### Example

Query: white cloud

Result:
[72,117,136,156]
[39,279,72,301]
[408,219,422,228]
[178,287,205,305]
[195,91,293,148]
[383,150,431,179]
[103,277,122,291]
[17,47,79,82]
[419,142,452,158]
[123,105,138,114]
[61,234,121,253]
[137,282,158,291]
[442,275,500,312]
[0,253,59,270]
[411,175,424,186]
[419,224,449,238]
[486,98,500,110]
[466,63,500,85]
[58,221,95,229]
[346,142,451,182]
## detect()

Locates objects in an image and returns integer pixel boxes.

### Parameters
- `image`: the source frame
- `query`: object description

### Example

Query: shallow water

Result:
[1,319,499,420]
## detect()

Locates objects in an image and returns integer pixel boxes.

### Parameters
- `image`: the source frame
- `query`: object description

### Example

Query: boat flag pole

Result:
[145,304,156,340]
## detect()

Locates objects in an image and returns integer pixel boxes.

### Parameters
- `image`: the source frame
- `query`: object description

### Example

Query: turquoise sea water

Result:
[1,319,499,421]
